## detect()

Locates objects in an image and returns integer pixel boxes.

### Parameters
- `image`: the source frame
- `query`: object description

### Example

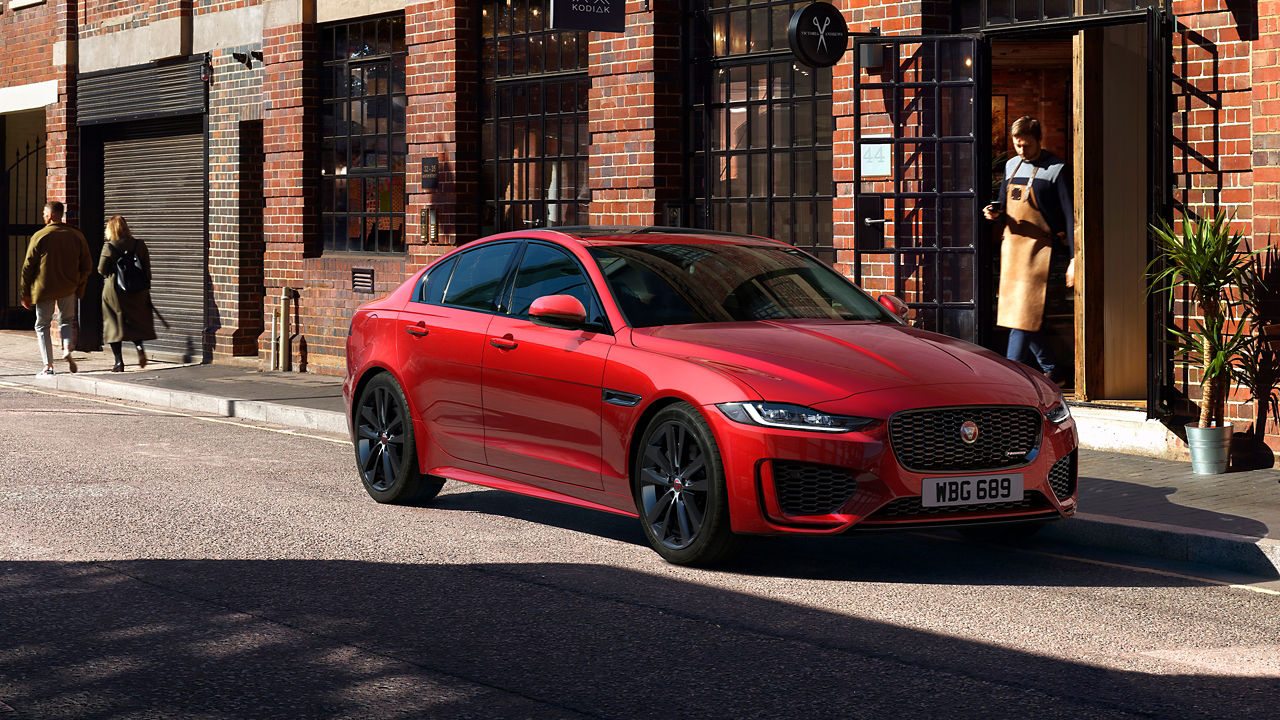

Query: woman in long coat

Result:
[99,215,156,371]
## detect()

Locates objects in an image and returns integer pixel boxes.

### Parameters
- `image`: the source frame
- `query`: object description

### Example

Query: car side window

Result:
[507,243,604,326]
[413,256,458,305]
[443,242,518,312]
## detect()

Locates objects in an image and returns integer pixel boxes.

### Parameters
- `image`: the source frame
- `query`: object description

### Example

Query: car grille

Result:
[867,491,1053,520]
[889,406,1042,472]
[773,461,858,516]
[1048,451,1077,500]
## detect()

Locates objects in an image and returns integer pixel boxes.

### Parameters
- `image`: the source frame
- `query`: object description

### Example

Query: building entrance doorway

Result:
[1,110,45,330]
[852,8,1170,415]
[990,21,1156,404]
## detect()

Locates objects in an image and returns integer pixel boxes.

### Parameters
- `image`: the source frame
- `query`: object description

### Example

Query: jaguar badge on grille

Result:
[959,420,979,444]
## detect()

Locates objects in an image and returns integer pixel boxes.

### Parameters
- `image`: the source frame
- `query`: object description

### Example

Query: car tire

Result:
[633,403,741,566]
[353,373,445,505]
[959,521,1046,544]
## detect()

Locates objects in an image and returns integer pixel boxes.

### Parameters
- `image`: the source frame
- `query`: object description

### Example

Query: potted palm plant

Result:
[1148,210,1256,474]
[1234,247,1280,466]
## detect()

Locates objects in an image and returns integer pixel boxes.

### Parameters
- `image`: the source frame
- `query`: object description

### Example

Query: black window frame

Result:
[955,0,1165,31]
[684,1,836,263]
[319,13,409,254]
[480,0,591,235]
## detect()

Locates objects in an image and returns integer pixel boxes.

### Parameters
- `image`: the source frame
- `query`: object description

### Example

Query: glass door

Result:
[852,35,989,346]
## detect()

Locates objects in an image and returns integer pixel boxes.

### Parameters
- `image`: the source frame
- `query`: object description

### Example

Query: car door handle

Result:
[404,324,429,337]
[489,336,518,350]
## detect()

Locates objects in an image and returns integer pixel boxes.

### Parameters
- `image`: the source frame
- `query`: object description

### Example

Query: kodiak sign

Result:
[550,0,626,33]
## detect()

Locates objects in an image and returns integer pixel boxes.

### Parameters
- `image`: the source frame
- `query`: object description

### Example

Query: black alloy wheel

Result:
[634,403,741,566]
[354,373,444,504]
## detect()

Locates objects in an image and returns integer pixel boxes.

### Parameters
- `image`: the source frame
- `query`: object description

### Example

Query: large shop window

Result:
[688,1,835,263]
[320,14,408,253]
[481,1,590,234]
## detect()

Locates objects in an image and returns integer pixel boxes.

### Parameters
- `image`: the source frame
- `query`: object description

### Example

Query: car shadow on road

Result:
[431,486,645,546]
[1,559,1275,719]
[422,487,1268,587]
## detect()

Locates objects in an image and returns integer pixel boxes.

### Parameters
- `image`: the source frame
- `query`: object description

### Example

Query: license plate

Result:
[921,474,1023,508]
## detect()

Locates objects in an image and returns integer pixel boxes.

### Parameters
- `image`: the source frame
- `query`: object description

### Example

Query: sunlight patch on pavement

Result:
[0,380,347,445]
[1141,645,1280,677]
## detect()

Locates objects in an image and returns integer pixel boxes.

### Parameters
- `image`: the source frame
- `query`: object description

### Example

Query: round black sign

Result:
[787,2,849,69]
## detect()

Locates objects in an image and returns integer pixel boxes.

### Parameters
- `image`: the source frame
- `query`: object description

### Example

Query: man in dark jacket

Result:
[20,201,92,377]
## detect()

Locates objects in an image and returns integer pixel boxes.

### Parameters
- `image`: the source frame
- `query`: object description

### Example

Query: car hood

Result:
[630,320,1039,407]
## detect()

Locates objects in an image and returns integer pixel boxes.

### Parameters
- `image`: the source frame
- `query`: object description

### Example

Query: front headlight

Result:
[717,401,877,433]
[1045,402,1071,424]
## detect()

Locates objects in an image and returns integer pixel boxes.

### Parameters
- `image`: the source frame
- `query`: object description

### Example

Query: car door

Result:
[482,241,614,489]
[398,241,519,465]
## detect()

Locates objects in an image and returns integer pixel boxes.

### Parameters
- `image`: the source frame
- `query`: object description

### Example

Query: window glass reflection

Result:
[321,13,406,253]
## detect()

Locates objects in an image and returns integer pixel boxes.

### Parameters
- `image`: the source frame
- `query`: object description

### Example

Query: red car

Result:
[344,228,1077,565]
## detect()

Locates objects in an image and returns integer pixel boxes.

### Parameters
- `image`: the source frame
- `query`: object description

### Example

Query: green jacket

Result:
[20,222,92,303]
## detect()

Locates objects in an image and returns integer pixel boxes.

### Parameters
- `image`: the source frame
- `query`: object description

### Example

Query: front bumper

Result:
[705,404,1078,536]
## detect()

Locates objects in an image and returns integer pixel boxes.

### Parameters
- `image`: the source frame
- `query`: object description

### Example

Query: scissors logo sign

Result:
[788,3,849,68]
[814,16,831,53]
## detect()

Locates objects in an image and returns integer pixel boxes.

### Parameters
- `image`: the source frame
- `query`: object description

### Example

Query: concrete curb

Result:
[1042,513,1280,579]
[20,372,349,436]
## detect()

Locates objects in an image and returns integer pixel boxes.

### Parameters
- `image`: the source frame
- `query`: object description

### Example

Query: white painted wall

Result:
[317,0,406,23]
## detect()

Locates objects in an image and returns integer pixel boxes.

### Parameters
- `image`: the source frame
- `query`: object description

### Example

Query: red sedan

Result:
[344,228,1077,565]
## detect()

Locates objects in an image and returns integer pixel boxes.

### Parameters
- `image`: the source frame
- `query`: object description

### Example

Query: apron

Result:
[997,159,1055,331]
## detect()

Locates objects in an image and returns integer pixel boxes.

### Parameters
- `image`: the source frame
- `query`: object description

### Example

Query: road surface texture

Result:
[2,382,1278,719]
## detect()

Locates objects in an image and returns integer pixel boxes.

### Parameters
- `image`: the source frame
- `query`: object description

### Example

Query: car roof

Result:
[482,226,786,248]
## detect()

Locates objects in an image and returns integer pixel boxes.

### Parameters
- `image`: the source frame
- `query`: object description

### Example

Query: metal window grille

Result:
[686,1,835,264]
[480,1,590,235]
[956,0,1165,31]
[320,14,408,253]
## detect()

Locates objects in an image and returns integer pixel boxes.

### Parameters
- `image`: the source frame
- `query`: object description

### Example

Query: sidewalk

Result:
[2,329,1278,578]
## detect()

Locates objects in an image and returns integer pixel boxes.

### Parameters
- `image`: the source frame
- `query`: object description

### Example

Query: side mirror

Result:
[877,294,910,321]
[529,294,588,328]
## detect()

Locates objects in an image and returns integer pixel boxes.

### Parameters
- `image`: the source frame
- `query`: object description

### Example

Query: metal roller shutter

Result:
[77,58,207,126]
[102,116,206,361]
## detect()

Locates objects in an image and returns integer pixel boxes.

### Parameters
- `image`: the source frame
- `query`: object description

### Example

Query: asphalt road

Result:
[2,382,1279,719]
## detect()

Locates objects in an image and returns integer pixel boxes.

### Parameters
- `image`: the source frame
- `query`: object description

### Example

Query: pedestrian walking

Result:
[19,201,92,377]
[983,115,1075,386]
[99,215,156,372]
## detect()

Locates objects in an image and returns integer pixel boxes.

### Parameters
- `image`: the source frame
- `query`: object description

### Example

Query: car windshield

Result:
[590,243,894,328]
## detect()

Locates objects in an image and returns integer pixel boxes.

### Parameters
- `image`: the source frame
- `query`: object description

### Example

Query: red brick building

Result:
[0,0,1275,459]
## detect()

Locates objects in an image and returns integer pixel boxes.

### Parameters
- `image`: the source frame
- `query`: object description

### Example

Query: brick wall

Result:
[406,0,480,251]
[208,46,265,358]
[992,68,1072,162]
[1,1,56,87]
[587,1,681,226]
[261,15,320,366]
[1172,1,1279,454]
[78,0,155,37]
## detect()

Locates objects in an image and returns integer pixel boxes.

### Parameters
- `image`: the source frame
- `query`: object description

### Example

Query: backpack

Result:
[115,239,149,294]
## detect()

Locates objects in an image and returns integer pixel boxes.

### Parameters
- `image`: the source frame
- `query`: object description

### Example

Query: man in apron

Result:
[982,116,1075,386]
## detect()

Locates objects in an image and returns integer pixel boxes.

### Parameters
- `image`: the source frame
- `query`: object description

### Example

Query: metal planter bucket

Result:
[1185,423,1234,475]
